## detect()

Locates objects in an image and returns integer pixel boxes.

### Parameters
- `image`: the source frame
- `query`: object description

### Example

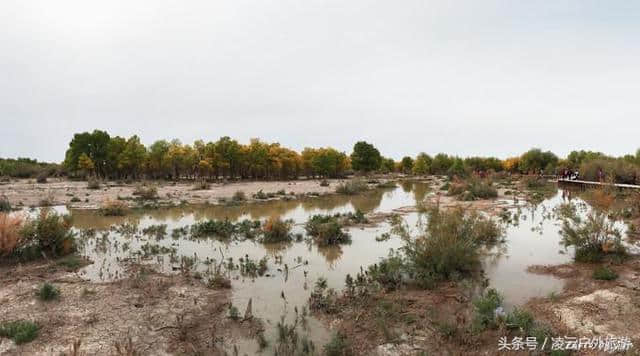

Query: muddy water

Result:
[49,183,596,353]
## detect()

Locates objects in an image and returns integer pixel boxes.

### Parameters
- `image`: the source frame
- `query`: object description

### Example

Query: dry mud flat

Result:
[0,178,349,208]
[0,261,259,355]
[527,260,640,351]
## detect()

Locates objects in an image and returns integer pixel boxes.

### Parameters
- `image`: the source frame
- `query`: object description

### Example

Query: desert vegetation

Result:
[0,207,75,263]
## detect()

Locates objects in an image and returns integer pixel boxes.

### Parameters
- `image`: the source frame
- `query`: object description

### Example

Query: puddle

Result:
[26,183,626,353]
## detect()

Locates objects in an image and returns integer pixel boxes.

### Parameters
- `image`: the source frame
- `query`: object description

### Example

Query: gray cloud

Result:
[1,0,639,161]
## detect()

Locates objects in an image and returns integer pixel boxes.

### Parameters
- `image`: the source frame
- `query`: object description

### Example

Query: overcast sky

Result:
[1,0,639,162]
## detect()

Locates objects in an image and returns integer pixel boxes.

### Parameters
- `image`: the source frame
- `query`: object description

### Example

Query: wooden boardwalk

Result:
[557,179,640,190]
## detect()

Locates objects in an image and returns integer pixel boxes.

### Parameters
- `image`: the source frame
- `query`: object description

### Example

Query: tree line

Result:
[2,129,639,184]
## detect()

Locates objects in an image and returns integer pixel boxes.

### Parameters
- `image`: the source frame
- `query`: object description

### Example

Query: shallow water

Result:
[37,183,619,353]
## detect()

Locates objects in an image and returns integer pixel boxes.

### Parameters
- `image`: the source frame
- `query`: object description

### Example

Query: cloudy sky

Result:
[1,0,638,162]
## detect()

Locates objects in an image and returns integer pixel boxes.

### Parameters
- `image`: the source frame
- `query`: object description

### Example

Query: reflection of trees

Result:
[70,184,402,234]
[70,209,143,230]
[317,245,343,267]
[401,181,413,193]
[263,241,294,256]
[299,195,352,212]
[350,189,385,213]
[412,183,430,204]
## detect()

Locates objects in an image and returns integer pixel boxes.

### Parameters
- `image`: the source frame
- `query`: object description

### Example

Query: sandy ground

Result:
[526,259,640,352]
[0,260,261,355]
[0,177,352,209]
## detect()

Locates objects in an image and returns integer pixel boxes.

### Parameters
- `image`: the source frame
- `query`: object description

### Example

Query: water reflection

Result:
[52,182,627,353]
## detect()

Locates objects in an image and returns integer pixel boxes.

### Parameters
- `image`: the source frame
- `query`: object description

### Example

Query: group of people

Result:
[559,168,606,182]
[559,169,580,181]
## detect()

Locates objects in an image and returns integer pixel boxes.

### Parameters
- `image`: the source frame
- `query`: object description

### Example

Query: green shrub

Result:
[471,288,503,332]
[87,177,101,190]
[335,179,367,195]
[19,208,75,257]
[592,266,618,280]
[0,196,10,212]
[232,190,246,202]
[323,332,351,356]
[366,251,405,291]
[253,189,268,199]
[504,308,534,333]
[559,208,625,263]
[305,215,351,245]
[229,305,240,320]
[37,282,60,301]
[36,173,48,184]
[191,219,236,239]
[403,206,503,287]
[0,320,39,344]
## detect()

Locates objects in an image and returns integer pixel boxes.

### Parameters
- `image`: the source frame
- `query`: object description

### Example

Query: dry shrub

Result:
[262,217,292,243]
[0,213,25,257]
[588,189,615,211]
[100,199,129,216]
[132,185,158,200]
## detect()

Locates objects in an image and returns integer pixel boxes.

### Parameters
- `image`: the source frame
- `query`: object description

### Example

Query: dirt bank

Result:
[0,178,358,209]
[526,258,640,350]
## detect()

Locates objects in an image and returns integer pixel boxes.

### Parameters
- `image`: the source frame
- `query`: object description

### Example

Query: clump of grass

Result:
[504,307,534,333]
[0,213,24,257]
[191,219,236,239]
[309,277,339,313]
[99,199,128,216]
[229,305,240,320]
[257,332,268,350]
[192,180,210,190]
[0,195,12,212]
[232,190,246,202]
[207,267,231,289]
[132,184,158,200]
[36,173,48,184]
[335,179,367,195]
[57,255,85,270]
[87,176,101,190]
[323,332,351,356]
[471,288,503,332]
[447,177,498,201]
[253,189,269,200]
[592,266,618,280]
[305,215,351,245]
[365,251,405,291]
[262,217,293,243]
[37,282,60,301]
[0,320,39,344]
[319,179,330,187]
[141,224,168,240]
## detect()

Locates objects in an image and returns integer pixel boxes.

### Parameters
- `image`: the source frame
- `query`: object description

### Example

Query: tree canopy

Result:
[350,141,382,173]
